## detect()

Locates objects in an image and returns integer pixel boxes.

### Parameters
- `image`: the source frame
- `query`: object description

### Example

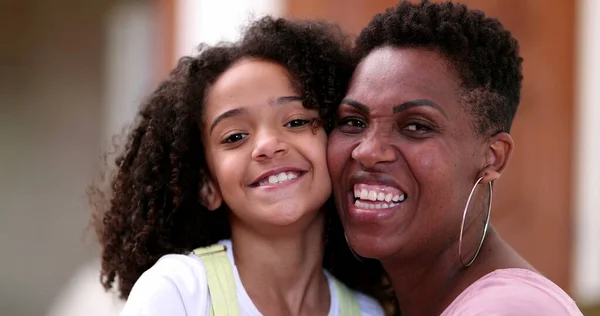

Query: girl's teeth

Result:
[277,173,287,182]
[385,194,392,202]
[264,172,298,185]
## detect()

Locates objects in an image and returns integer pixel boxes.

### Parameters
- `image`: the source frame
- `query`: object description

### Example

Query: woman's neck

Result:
[382,229,515,316]
[230,212,329,316]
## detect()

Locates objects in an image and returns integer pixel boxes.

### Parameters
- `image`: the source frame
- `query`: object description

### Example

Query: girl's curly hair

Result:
[89,16,397,313]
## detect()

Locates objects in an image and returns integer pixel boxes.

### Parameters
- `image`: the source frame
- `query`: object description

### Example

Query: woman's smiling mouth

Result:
[346,180,408,221]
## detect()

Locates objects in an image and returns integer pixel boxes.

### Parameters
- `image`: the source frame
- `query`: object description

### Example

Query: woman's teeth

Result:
[258,172,299,186]
[352,186,406,210]
[354,189,406,203]
[354,200,399,209]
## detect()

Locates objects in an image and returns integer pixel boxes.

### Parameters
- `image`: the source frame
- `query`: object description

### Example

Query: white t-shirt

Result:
[120,240,384,316]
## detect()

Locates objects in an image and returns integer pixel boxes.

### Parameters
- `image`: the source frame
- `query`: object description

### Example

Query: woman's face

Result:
[202,58,331,232]
[327,46,501,260]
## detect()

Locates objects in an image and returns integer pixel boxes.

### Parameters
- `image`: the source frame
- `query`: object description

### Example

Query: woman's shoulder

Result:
[120,252,210,315]
[442,268,583,316]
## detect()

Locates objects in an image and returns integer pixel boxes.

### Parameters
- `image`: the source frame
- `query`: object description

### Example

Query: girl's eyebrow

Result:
[270,95,303,106]
[209,96,304,134]
[209,107,249,135]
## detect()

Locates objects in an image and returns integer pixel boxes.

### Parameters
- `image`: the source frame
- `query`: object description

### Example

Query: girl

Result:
[89,17,395,315]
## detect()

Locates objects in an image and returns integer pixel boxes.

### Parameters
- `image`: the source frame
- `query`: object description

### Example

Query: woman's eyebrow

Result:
[393,99,449,119]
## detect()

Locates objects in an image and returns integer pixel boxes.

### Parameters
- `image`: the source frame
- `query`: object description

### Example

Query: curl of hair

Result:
[89,16,397,313]
[354,0,523,135]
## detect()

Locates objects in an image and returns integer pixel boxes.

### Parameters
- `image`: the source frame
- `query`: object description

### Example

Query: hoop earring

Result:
[345,233,364,263]
[458,176,492,267]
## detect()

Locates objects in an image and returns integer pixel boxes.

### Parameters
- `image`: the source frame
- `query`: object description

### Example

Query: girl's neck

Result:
[230,212,329,315]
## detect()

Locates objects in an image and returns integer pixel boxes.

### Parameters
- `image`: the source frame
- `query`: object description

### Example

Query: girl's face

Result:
[202,58,331,233]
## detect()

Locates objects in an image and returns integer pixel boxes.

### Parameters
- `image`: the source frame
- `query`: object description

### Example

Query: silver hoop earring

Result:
[345,233,364,263]
[458,176,492,267]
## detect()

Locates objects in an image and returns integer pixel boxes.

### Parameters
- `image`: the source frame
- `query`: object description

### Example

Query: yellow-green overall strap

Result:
[333,277,361,316]
[193,245,239,316]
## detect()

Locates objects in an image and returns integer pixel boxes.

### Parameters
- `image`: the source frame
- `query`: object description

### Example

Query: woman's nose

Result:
[351,129,397,168]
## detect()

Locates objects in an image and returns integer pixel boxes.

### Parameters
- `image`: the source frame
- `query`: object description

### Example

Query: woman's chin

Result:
[348,234,397,260]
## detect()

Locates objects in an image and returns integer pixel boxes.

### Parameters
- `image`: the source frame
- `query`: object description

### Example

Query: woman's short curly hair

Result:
[89,15,396,311]
[354,0,523,135]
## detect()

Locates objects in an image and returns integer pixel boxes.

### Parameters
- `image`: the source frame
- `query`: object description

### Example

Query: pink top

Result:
[441,268,583,315]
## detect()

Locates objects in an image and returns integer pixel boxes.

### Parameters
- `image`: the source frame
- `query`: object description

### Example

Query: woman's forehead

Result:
[347,47,461,108]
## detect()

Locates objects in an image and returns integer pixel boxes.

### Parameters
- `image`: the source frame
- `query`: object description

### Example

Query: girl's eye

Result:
[222,133,248,144]
[285,119,311,128]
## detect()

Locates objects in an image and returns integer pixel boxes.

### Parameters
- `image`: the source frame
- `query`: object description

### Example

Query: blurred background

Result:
[1,0,598,315]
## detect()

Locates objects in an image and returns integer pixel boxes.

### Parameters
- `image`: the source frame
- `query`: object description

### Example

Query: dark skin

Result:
[327,46,533,316]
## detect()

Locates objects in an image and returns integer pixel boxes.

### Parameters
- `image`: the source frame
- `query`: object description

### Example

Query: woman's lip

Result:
[348,171,404,193]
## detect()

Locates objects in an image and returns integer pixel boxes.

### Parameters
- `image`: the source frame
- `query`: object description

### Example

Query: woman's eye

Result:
[222,133,248,144]
[337,117,367,133]
[404,122,432,133]
[343,118,366,128]
[285,119,311,128]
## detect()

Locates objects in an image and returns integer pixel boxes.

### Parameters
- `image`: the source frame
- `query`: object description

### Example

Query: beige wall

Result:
[0,0,111,315]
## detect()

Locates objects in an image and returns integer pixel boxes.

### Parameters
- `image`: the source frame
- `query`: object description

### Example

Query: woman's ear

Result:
[478,132,514,184]
[200,179,223,211]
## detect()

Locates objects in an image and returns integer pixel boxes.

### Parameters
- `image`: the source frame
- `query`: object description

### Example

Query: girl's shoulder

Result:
[353,291,386,316]
[324,271,385,316]
[141,252,209,292]
[442,268,583,316]
[119,252,210,316]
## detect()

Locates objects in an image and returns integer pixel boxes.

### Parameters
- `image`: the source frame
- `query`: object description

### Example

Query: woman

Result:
[327,1,583,315]
[89,16,393,315]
